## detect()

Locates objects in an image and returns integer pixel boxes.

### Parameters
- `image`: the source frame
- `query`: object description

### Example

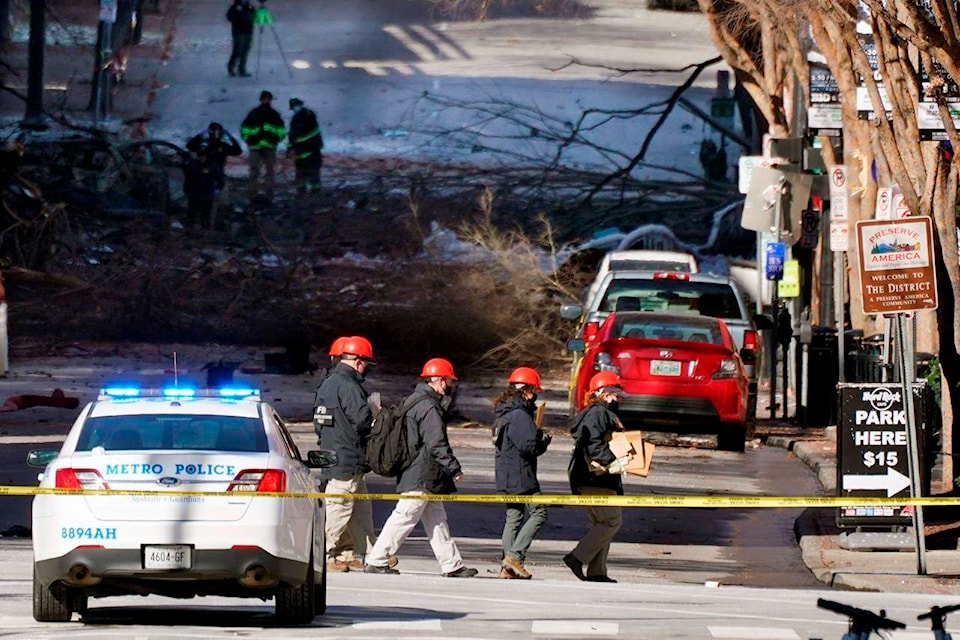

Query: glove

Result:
[606,459,625,475]
[535,430,552,454]
[367,392,382,414]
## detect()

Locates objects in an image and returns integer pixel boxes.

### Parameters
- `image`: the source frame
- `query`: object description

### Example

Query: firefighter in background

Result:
[186,122,242,227]
[240,90,285,200]
[287,98,324,194]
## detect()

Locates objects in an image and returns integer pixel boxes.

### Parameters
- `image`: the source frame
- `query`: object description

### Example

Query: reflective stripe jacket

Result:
[288,108,323,161]
[240,104,285,151]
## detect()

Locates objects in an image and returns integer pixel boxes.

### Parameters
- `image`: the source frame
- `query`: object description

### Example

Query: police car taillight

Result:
[653,272,690,281]
[55,469,110,490]
[227,469,286,493]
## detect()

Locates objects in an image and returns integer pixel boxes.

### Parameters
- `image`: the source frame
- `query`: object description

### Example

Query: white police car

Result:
[28,387,335,624]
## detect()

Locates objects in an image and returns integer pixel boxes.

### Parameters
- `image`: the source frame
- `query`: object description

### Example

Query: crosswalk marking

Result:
[350,619,443,630]
[709,627,800,639]
[532,621,619,635]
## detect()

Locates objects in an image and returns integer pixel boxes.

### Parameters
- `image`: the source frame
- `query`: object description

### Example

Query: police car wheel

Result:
[275,555,316,625]
[32,566,73,622]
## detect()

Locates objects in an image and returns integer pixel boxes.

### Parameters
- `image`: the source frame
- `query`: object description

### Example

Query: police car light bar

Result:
[99,387,261,400]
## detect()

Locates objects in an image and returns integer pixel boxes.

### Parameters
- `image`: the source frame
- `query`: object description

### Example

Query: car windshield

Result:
[608,259,691,272]
[598,279,742,319]
[612,317,723,345]
[76,415,268,452]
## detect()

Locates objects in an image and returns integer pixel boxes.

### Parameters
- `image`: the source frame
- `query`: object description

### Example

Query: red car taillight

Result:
[742,330,759,362]
[593,351,620,374]
[55,469,110,490]
[227,469,286,493]
[711,359,741,380]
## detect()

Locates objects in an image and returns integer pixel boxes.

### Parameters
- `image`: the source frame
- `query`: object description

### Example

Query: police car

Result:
[28,387,335,624]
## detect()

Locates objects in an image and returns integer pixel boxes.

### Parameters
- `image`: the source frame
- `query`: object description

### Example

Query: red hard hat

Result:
[328,336,349,357]
[341,336,376,362]
[421,357,457,380]
[508,366,542,392]
[588,371,622,395]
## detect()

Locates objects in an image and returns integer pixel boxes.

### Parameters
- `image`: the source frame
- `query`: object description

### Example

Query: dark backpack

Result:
[366,393,426,477]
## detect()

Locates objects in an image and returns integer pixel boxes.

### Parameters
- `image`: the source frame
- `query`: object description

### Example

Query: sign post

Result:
[854,216,938,575]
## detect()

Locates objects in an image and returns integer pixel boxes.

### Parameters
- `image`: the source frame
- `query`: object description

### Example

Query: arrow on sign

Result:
[842,467,911,497]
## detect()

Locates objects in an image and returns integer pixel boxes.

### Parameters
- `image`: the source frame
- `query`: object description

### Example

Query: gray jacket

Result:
[314,363,372,480]
[396,383,462,494]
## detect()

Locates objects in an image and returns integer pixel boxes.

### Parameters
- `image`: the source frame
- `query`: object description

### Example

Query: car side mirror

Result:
[753,313,774,330]
[560,304,583,320]
[306,449,338,469]
[567,338,585,353]
[27,449,58,468]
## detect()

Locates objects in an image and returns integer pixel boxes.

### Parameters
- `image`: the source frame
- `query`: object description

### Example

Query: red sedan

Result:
[569,311,750,451]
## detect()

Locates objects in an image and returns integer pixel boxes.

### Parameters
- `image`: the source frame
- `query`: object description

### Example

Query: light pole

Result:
[22,0,46,128]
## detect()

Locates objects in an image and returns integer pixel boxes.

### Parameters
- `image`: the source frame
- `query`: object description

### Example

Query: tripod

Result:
[253,4,294,80]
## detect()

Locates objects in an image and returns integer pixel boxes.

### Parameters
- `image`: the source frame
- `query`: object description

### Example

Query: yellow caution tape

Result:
[0,485,958,507]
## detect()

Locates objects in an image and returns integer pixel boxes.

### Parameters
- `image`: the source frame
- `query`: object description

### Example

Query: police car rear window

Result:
[76,416,268,452]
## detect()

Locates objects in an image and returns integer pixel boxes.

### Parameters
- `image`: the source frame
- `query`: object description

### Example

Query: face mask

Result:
[607,400,620,412]
[525,394,538,409]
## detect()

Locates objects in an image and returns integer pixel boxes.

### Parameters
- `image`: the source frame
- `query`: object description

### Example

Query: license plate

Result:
[651,360,681,376]
[143,545,192,570]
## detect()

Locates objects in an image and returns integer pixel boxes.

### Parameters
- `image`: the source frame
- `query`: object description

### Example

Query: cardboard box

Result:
[609,430,655,477]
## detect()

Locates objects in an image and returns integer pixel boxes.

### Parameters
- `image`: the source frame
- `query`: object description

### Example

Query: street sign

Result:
[837,383,931,528]
[829,165,848,222]
[855,217,938,314]
[778,260,800,298]
[765,241,786,281]
[892,192,911,218]
[800,209,819,249]
[875,186,893,219]
[738,155,789,195]
[830,221,849,252]
[741,166,813,235]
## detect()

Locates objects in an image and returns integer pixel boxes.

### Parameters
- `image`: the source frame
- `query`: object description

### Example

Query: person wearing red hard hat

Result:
[564,370,625,583]
[313,335,380,573]
[365,357,478,578]
[493,367,551,579]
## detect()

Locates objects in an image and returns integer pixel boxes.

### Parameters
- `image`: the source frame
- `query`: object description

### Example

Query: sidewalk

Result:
[765,427,960,595]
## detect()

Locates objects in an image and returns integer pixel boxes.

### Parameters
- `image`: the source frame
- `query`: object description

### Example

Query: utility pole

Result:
[22,0,46,128]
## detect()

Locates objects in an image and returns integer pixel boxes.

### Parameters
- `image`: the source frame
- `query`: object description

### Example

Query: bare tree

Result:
[698,0,960,488]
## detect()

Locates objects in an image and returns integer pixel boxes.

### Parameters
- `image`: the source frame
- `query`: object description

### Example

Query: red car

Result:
[569,311,750,451]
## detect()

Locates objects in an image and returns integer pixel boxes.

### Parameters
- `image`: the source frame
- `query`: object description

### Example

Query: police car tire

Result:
[275,556,316,624]
[314,555,327,616]
[32,566,72,622]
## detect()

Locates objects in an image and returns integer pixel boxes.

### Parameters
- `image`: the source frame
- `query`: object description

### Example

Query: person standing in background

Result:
[226,0,255,77]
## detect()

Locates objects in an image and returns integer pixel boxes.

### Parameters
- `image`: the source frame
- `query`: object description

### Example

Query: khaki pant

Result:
[571,486,622,578]
[248,148,276,197]
[324,474,375,563]
[366,492,464,574]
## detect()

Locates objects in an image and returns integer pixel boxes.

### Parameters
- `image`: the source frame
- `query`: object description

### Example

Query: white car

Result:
[29,387,335,625]
[584,250,699,306]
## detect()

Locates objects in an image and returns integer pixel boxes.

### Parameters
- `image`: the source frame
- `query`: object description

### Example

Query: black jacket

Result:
[314,363,373,479]
[183,156,218,200]
[240,104,285,151]
[567,402,624,495]
[494,394,548,495]
[288,108,323,162]
[396,383,461,494]
[227,1,255,36]
[186,128,242,169]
